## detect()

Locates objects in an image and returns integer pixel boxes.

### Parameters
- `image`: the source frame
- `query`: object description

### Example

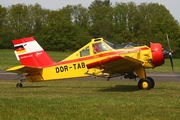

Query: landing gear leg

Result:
[15,73,27,88]
[135,67,155,90]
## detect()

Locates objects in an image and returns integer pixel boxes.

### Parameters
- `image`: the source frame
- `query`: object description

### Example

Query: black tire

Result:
[16,83,23,88]
[147,77,155,88]
[138,78,152,90]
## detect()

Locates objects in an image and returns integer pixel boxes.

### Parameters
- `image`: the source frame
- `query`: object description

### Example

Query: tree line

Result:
[0,0,180,57]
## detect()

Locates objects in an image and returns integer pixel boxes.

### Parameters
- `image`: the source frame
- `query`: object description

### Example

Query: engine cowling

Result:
[150,42,165,67]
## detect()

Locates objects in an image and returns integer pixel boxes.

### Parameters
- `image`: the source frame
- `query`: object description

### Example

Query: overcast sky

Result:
[1,0,180,22]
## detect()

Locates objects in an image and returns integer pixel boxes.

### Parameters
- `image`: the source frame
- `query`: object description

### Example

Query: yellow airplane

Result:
[6,36,173,89]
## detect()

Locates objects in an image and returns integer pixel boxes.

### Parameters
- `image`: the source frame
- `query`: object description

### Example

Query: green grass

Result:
[0,49,180,72]
[0,49,20,70]
[0,79,180,120]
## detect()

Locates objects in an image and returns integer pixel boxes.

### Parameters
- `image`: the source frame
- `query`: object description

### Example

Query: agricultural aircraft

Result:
[6,35,173,89]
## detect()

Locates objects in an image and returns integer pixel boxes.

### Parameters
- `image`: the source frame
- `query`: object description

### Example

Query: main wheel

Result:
[147,77,155,88]
[16,83,23,88]
[138,78,152,90]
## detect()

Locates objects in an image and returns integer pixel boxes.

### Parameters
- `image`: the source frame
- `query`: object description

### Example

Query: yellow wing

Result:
[86,55,143,75]
[6,65,42,74]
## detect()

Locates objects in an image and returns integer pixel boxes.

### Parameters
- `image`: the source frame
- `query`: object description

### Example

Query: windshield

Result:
[104,39,144,49]
[93,42,111,54]
[104,40,115,48]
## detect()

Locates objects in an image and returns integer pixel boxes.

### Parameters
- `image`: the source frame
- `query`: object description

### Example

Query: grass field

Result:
[0,49,180,120]
[0,79,180,120]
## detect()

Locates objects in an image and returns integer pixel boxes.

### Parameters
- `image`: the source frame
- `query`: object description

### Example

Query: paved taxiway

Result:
[0,71,179,82]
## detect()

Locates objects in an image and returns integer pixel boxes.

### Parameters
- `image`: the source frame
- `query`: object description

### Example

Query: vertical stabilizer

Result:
[13,37,55,67]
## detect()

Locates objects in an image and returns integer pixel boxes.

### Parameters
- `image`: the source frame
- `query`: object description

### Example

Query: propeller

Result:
[164,34,174,71]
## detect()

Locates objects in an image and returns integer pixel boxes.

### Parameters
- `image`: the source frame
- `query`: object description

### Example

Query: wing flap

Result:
[6,65,42,74]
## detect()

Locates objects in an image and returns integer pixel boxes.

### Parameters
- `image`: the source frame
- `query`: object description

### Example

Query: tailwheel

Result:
[16,83,23,88]
[138,78,153,90]
[16,79,24,88]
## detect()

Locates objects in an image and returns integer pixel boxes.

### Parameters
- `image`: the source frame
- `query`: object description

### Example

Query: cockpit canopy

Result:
[94,38,144,49]
[63,37,144,61]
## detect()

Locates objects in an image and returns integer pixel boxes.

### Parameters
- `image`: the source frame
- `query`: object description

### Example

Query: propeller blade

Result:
[166,34,174,71]
[169,53,174,71]
[166,34,172,51]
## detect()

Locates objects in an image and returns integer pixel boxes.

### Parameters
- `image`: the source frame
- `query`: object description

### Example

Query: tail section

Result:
[13,37,55,67]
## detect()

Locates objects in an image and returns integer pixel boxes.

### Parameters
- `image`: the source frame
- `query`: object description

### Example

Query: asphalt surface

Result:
[0,71,179,82]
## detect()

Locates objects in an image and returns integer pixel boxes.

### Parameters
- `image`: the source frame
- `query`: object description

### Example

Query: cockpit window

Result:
[80,46,90,57]
[93,42,110,54]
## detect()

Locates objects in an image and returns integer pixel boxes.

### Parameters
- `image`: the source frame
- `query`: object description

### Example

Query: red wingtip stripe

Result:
[12,36,35,45]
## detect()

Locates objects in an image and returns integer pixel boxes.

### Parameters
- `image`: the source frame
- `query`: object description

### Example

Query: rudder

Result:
[13,37,55,67]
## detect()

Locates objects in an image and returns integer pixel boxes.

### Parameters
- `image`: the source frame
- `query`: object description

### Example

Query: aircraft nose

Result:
[150,42,165,67]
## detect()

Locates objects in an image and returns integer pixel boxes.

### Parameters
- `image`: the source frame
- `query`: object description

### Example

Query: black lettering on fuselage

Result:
[73,62,86,70]
[77,63,81,69]
[55,62,86,73]
[64,65,68,71]
[73,64,76,70]
[55,65,68,73]
[56,67,59,73]
[60,66,64,72]
[81,62,85,68]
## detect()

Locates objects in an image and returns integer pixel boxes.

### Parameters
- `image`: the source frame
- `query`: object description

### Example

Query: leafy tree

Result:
[88,0,113,39]
[0,5,6,27]
[0,5,9,48]
[112,2,135,43]
[71,4,89,29]
[41,6,78,51]
[5,4,30,38]
[0,2,180,57]
[27,3,50,38]
[112,2,128,34]
[71,4,92,49]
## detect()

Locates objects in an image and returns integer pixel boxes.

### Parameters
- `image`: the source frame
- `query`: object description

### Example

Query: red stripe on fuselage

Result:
[140,47,149,50]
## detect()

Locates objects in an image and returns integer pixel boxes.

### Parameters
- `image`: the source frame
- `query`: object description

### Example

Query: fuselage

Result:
[26,38,164,82]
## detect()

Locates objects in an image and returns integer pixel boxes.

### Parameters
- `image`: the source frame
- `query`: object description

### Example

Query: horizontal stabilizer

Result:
[6,65,42,74]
